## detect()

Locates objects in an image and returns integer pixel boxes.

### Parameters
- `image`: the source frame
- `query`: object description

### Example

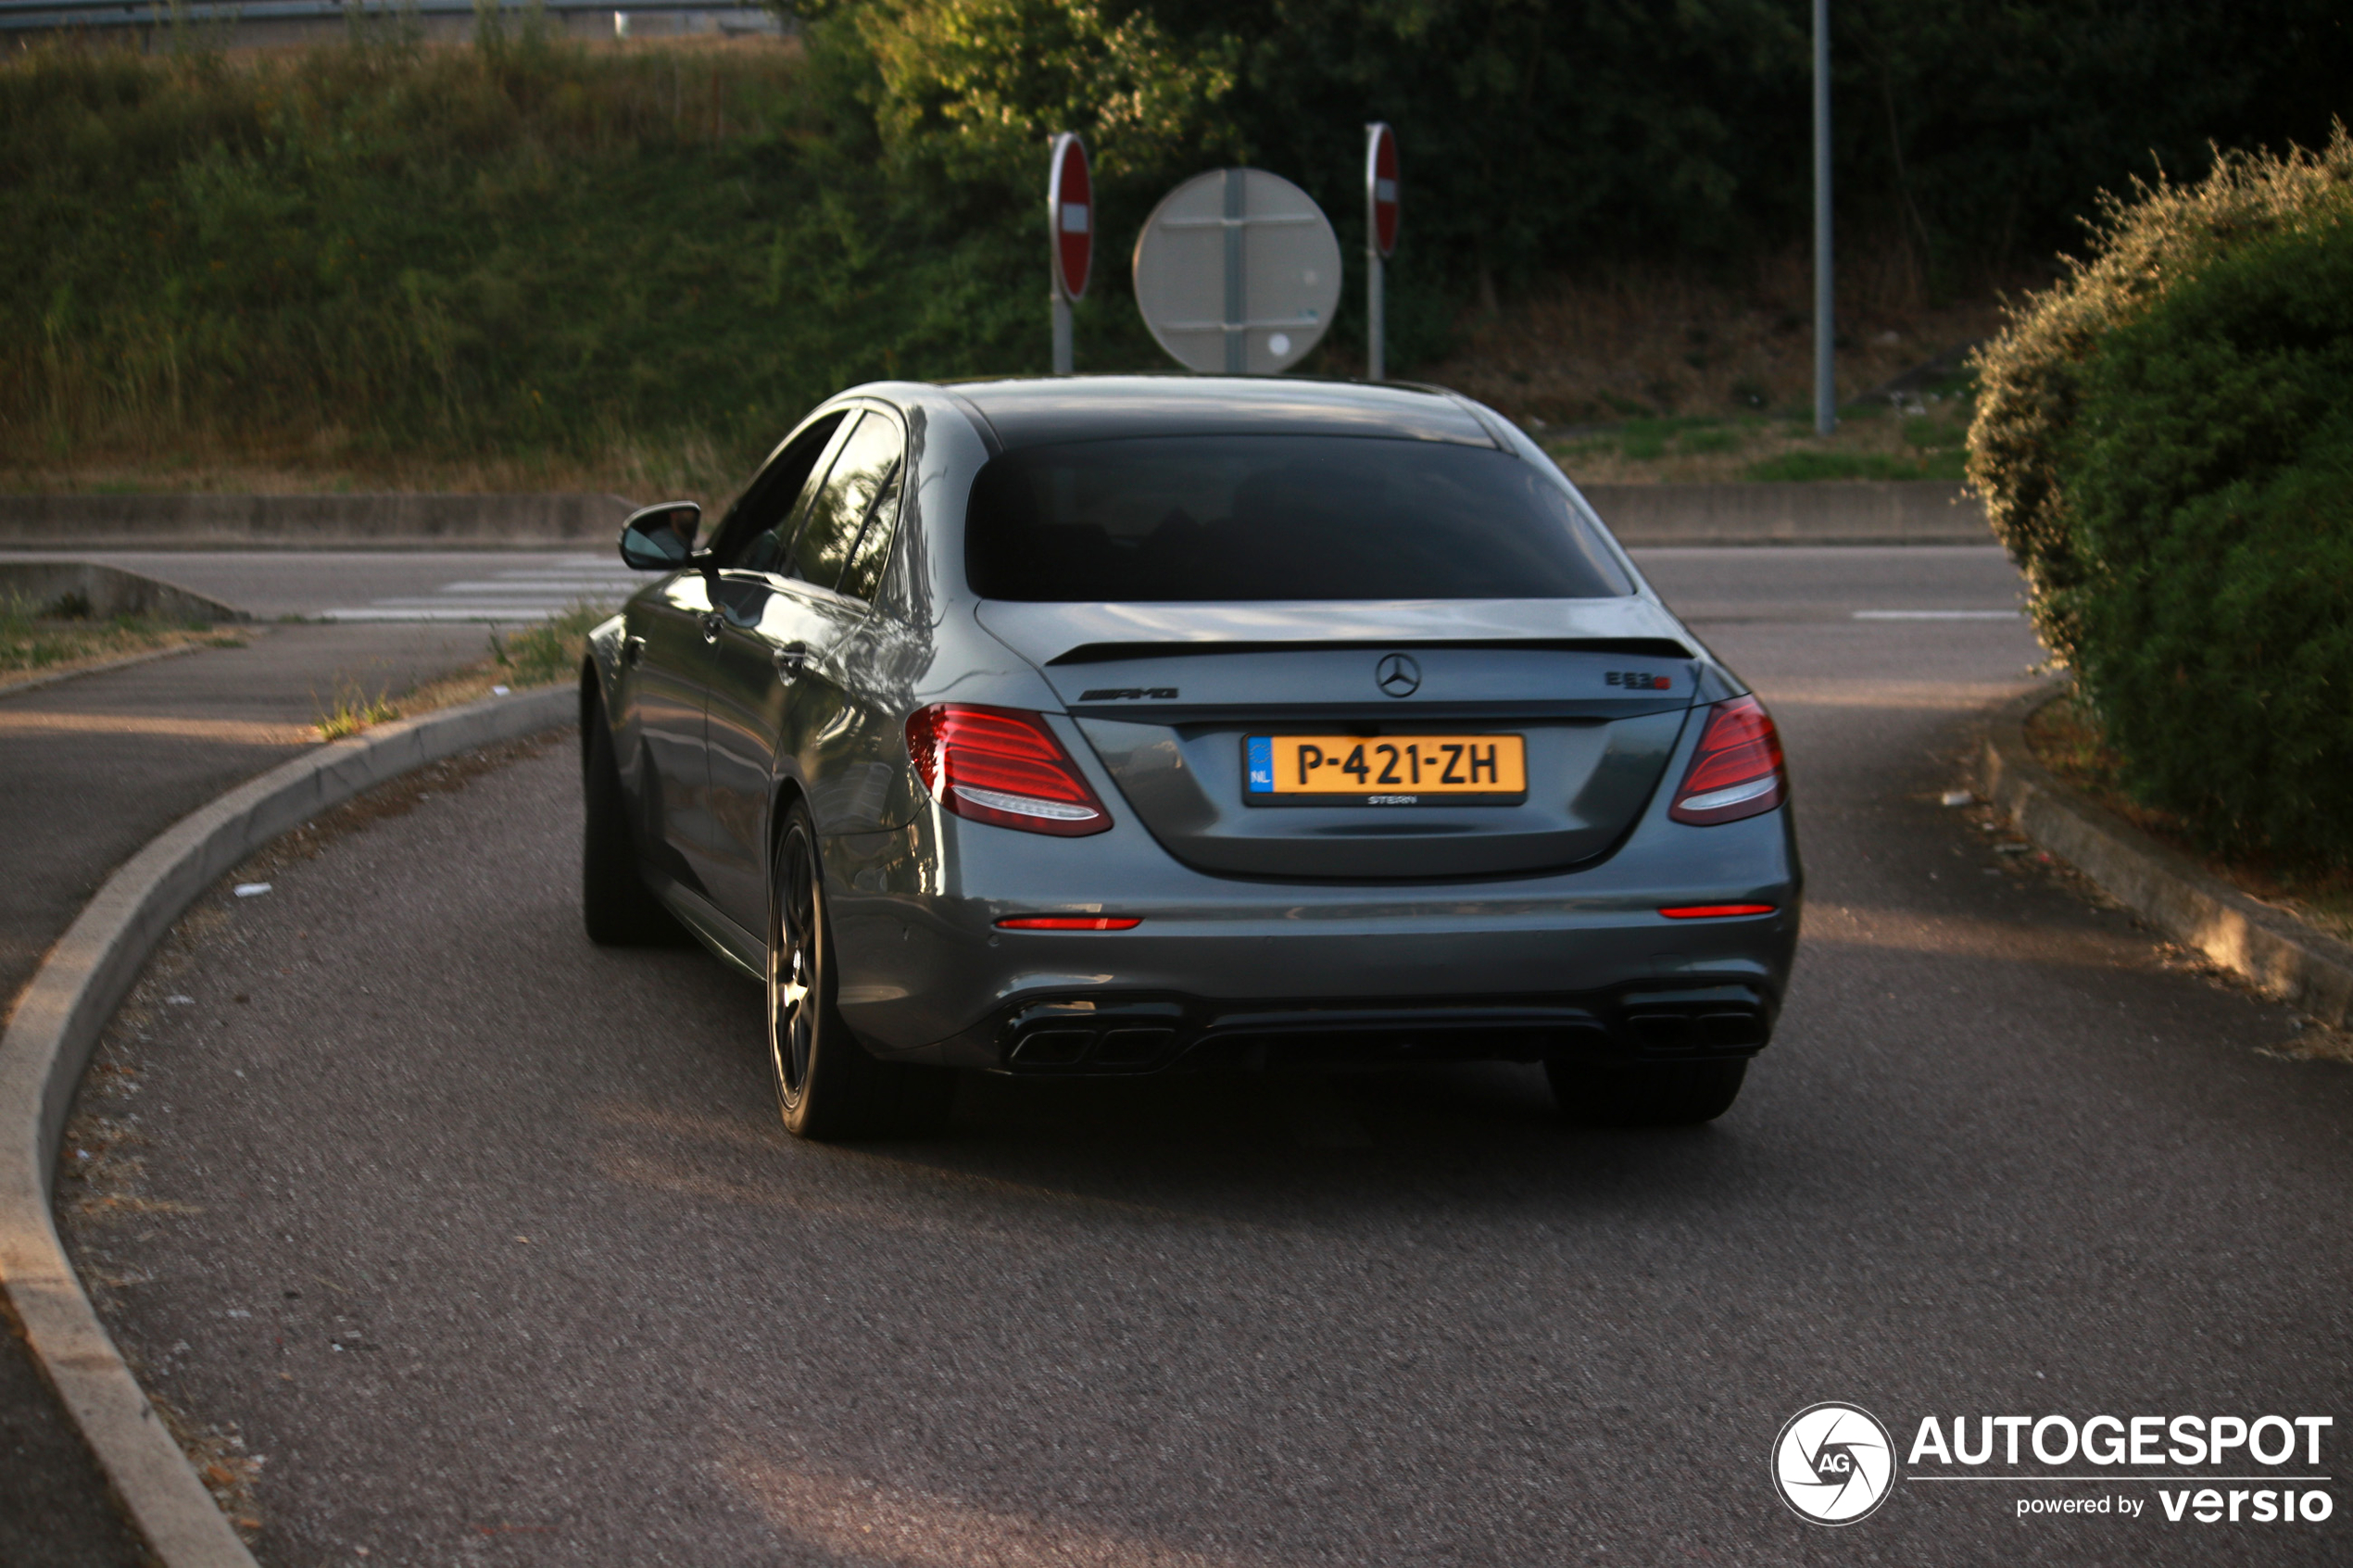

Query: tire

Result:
[582,690,691,947]
[1546,1058,1747,1128]
[769,800,956,1140]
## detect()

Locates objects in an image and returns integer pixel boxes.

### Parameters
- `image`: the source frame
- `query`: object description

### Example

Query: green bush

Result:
[2064,213,2353,861]
[1966,128,2353,667]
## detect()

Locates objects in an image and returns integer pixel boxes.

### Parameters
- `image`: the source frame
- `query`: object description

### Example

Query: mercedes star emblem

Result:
[1375,653,1422,698]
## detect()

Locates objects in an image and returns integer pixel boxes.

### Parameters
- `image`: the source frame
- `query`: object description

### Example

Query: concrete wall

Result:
[0,494,636,550]
[0,561,247,624]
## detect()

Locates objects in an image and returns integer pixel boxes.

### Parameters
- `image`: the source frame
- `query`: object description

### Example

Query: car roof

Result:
[940,374,1500,451]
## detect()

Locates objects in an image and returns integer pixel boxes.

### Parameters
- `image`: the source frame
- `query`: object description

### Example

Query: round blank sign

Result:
[1132,168,1342,374]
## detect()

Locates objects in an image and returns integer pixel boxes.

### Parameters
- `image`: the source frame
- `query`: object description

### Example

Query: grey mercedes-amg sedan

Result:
[581,376,1800,1139]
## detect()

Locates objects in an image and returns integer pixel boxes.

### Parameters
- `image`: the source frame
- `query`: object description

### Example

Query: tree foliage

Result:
[2,2,2346,480]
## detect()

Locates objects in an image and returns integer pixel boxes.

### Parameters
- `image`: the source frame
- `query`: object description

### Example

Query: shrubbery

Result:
[6,1,2347,483]
[1968,128,2353,862]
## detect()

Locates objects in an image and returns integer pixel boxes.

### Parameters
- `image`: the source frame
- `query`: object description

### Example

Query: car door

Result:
[702,406,908,932]
[618,563,720,895]
[643,412,849,909]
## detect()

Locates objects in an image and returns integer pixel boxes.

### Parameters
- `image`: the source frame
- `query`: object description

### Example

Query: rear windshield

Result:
[964,435,1633,601]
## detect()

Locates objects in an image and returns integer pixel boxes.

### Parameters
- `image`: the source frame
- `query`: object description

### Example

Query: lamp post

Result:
[1813,0,1835,434]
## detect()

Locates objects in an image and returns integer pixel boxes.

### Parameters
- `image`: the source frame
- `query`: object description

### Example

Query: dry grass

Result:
[313,684,400,741]
[2026,692,2353,947]
[0,628,239,695]
[310,604,608,740]
[0,596,245,690]
[1426,245,2020,430]
[1541,400,1972,486]
[0,436,720,511]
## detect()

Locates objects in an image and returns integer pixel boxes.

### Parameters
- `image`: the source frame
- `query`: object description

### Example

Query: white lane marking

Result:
[320,556,638,622]
[427,583,632,595]
[1852,609,2023,620]
[321,607,614,622]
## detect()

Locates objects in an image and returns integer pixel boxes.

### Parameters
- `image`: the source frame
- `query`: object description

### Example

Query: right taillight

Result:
[904,704,1113,837]
[1667,695,1787,825]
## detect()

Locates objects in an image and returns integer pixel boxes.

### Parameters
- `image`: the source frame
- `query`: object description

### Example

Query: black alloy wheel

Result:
[767,801,956,1140]
[768,805,831,1134]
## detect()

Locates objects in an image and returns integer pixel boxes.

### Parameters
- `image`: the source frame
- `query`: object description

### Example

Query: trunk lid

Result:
[975,599,1700,880]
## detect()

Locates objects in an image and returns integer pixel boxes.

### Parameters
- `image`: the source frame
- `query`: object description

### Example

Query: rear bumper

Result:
[822,804,1802,1070]
[936,980,1779,1075]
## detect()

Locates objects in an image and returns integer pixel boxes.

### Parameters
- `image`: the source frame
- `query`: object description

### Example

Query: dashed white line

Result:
[1852,609,2024,621]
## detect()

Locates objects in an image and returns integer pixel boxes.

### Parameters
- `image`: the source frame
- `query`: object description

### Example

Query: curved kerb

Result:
[0,684,574,1568]
[1980,684,2353,1030]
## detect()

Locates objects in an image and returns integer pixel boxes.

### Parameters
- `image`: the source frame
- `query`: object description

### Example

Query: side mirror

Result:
[619,501,703,571]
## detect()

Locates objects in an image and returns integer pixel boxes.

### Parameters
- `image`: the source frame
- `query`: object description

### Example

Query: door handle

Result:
[699,612,724,645]
[773,643,811,684]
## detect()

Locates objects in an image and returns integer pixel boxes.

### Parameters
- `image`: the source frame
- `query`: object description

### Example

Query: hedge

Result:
[1968,128,2353,861]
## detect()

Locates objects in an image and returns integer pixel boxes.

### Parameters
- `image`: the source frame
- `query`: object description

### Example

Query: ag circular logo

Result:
[1772,1402,1896,1524]
[1375,652,1421,697]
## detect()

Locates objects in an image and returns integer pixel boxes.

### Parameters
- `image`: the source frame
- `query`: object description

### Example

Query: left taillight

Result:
[904,704,1113,837]
[1667,695,1787,825]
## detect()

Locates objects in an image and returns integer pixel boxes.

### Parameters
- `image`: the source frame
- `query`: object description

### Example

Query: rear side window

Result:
[964,435,1632,601]
[789,411,902,592]
[709,413,848,571]
[835,460,904,603]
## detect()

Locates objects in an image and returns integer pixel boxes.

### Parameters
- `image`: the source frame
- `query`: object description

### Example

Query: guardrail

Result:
[2,0,774,32]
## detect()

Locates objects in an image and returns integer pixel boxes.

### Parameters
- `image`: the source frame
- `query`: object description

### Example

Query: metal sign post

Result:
[1812,0,1834,434]
[1047,132,1092,375]
[1365,123,1399,382]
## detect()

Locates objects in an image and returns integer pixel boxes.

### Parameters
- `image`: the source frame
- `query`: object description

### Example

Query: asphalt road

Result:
[2,621,487,1568]
[60,547,2353,1565]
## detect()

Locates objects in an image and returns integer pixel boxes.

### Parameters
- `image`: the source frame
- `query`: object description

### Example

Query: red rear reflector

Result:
[905,704,1113,836]
[994,916,1142,931]
[1667,695,1787,825]
[1657,904,1777,920]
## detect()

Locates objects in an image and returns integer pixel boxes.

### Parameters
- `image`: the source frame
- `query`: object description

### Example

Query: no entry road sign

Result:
[1049,132,1092,302]
[1365,122,1399,380]
[1367,121,1399,258]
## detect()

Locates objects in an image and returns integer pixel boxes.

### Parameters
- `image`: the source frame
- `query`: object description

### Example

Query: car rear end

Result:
[832,380,1800,1086]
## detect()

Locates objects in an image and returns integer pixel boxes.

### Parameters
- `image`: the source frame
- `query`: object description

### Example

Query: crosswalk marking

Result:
[321,556,641,622]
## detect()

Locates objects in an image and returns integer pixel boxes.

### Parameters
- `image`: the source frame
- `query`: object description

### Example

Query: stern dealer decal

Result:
[1772,1404,2335,1526]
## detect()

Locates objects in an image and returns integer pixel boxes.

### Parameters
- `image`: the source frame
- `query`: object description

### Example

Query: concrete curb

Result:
[0,492,634,549]
[0,683,576,1568]
[0,559,250,624]
[0,639,215,702]
[1980,684,2353,1029]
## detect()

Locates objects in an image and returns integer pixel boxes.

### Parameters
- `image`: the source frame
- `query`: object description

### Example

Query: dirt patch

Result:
[1424,248,2012,432]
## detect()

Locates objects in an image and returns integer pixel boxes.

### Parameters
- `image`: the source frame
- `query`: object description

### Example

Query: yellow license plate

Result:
[1245,734,1526,801]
